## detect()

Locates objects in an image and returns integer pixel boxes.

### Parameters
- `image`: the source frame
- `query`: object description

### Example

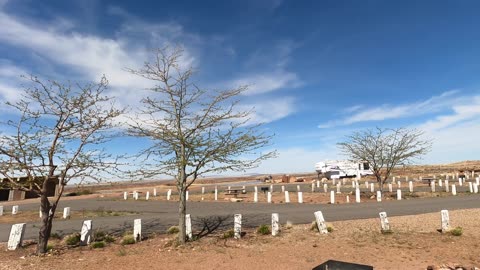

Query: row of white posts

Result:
[3,206,458,251]
[0,205,72,219]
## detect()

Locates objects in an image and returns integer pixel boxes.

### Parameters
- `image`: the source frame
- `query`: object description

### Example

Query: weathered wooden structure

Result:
[0,176,59,201]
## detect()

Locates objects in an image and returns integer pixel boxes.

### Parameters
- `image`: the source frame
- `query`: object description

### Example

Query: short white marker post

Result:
[314,211,328,234]
[445,180,449,192]
[272,213,280,236]
[39,207,42,218]
[316,181,320,188]
[185,214,192,240]
[351,180,355,188]
[439,179,443,187]
[406,176,409,182]
[12,205,19,215]
[441,210,449,233]
[253,191,258,203]
[63,207,71,219]
[476,177,480,186]
[393,176,396,182]
[397,189,402,200]
[469,182,473,193]
[153,188,157,197]
[201,187,205,194]
[7,223,26,250]
[365,181,369,189]
[285,191,290,203]
[451,184,457,195]
[311,182,315,192]
[376,191,382,202]
[473,183,479,194]
[134,192,139,200]
[134,218,142,242]
[234,214,242,239]
[254,186,258,193]
[409,181,413,193]
[397,181,401,188]
[146,191,150,201]
[167,189,172,201]
[379,212,390,232]
[330,190,335,204]
[270,185,273,193]
[123,192,128,200]
[431,181,436,193]
[298,192,303,204]
[0,205,3,216]
[332,179,336,186]
[346,195,350,203]
[80,220,93,246]
[355,188,360,203]
[214,187,218,201]
[459,178,463,186]
[297,185,301,192]
[281,185,285,192]
[323,183,328,193]
[388,183,393,192]
[267,192,272,203]
[336,183,341,194]
[370,183,374,193]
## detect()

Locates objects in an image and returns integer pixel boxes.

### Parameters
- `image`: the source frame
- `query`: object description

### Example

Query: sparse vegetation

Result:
[381,229,394,235]
[167,226,180,234]
[222,229,235,239]
[257,224,271,235]
[327,225,334,233]
[121,235,135,245]
[65,233,81,246]
[450,226,463,236]
[117,247,127,256]
[91,241,106,249]
[310,221,319,231]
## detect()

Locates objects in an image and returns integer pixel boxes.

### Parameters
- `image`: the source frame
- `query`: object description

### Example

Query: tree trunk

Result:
[177,184,187,244]
[37,192,54,254]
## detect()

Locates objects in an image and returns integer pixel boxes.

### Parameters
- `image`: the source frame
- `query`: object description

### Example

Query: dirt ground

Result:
[1,209,479,270]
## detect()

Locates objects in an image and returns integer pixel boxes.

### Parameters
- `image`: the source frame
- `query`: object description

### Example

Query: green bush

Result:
[93,231,106,241]
[257,224,271,235]
[65,233,81,246]
[104,235,115,243]
[222,229,235,239]
[167,226,180,234]
[50,232,62,240]
[327,226,334,233]
[46,244,54,252]
[121,235,135,245]
[91,241,106,249]
[450,227,463,236]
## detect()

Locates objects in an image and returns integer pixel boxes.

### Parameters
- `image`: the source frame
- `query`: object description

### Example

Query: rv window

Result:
[363,163,369,170]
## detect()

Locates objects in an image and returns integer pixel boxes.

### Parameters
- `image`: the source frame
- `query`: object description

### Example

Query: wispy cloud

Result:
[318,90,465,128]
[239,96,296,125]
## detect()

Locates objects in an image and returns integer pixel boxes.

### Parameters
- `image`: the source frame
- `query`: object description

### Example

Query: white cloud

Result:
[318,90,466,128]
[231,71,300,96]
[240,96,296,125]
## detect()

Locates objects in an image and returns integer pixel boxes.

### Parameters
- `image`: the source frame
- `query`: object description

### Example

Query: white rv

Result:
[315,160,373,180]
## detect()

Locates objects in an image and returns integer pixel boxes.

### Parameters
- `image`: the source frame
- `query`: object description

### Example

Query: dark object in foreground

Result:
[313,260,374,270]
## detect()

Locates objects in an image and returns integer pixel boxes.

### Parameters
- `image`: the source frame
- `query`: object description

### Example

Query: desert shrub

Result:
[93,231,106,241]
[450,227,463,236]
[65,233,81,246]
[50,232,62,239]
[91,241,106,249]
[381,229,394,235]
[222,229,235,239]
[327,226,334,233]
[46,244,54,251]
[117,247,127,256]
[121,235,135,245]
[257,224,271,235]
[104,235,115,243]
[310,221,319,231]
[167,226,180,234]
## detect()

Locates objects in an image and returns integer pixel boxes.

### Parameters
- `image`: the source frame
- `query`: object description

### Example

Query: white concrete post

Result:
[270,185,273,193]
[397,189,402,200]
[393,176,396,182]
[297,185,301,192]
[351,180,355,188]
[272,213,280,236]
[134,192,139,200]
[39,207,42,218]
[285,191,290,203]
[441,210,449,233]
[469,182,473,193]
[376,191,382,202]
[254,186,258,193]
[80,220,93,246]
[365,181,369,189]
[474,183,479,194]
[7,223,26,250]
[476,177,480,186]
[409,181,413,193]
[253,191,258,203]
[406,176,409,182]
[146,191,150,201]
[297,192,303,204]
[12,205,18,215]
[311,182,315,192]
[431,181,436,193]
[452,184,457,195]
[281,185,285,192]
[134,218,142,242]
[370,183,374,193]
[346,195,350,203]
[445,180,449,192]
[355,187,360,203]
[332,179,336,186]
[201,187,205,194]
[167,189,172,201]
[214,187,218,201]
[0,205,3,216]
[323,183,328,193]
[267,192,272,203]
[153,188,157,197]
[388,183,393,192]
[459,178,463,186]
[439,179,443,187]
[379,212,390,231]
[314,211,328,234]
[234,214,242,239]
[185,214,192,240]
[336,183,341,194]
[316,181,320,188]
[397,181,401,188]
[123,192,128,200]
[330,190,335,204]
[63,207,71,219]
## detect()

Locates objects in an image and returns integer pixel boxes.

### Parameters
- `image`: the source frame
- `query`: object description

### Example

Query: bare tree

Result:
[0,75,123,254]
[127,46,275,244]
[337,127,432,192]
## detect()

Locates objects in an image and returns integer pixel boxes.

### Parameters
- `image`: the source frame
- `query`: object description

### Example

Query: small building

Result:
[0,176,60,201]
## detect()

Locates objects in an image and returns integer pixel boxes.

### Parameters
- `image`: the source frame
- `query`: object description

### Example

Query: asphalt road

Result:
[1,192,479,241]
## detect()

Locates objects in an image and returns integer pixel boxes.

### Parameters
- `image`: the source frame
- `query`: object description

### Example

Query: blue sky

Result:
[1,0,480,175]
